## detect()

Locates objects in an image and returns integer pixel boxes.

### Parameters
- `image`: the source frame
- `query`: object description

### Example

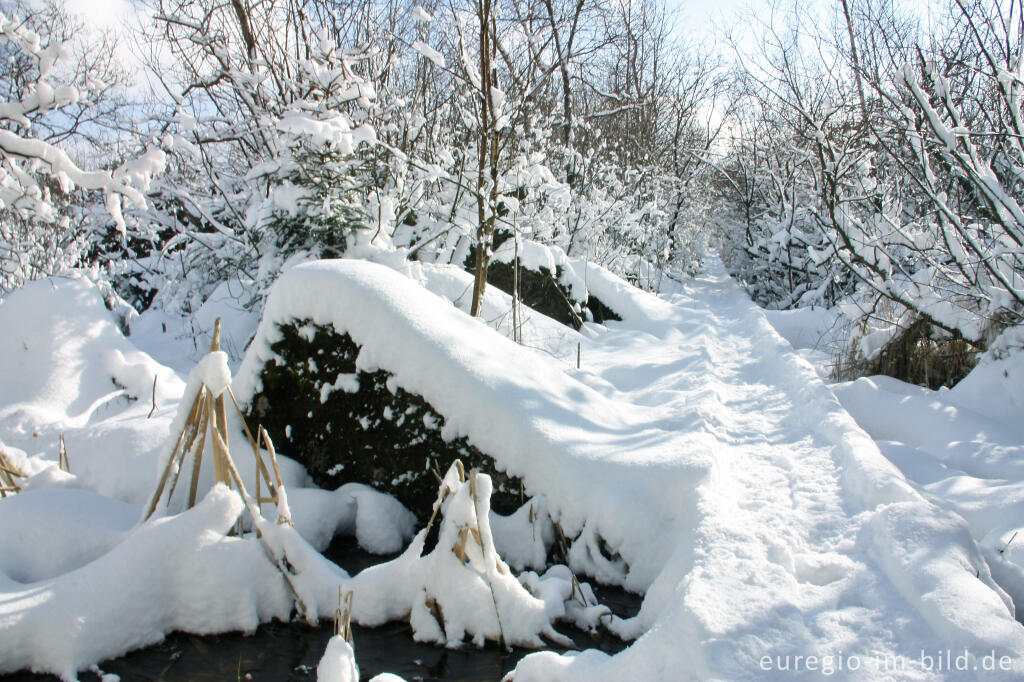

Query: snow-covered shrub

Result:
[833,310,978,389]
[121,0,376,317]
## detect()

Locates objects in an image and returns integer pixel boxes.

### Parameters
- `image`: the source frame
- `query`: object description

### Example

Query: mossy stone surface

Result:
[585,295,622,325]
[486,261,584,329]
[246,320,517,518]
[462,232,621,329]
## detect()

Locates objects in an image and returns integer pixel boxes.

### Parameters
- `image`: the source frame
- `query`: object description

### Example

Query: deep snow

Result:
[1,259,1023,680]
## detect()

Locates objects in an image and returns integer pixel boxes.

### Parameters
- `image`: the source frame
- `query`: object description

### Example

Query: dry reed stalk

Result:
[210,423,311,621]
[258,426,292,525]
[143,387,206,520]
[260,426,285,491]
[335,588,354,642]
[0,446,26,497]
[225,386,279,506]
[186,397,211,509]
[570,573,587,606]
[205,396,231,488]
[423,459,465,536]
[167,391,211,504]
[58,434,70,472]
[424,594,444,630]
[206,320,231,489]
[148,374,158,419]
[454,526,470,563]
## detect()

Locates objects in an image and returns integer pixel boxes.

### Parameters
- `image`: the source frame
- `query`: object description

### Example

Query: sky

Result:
[64,0,138,31]
[672,0,751,41]
[70,0,754,40]
[64,0,755,92]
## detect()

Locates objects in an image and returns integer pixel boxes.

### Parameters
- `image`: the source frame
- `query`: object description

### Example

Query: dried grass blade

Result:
[212,425,311,622]
[58,434,70,472]
[143,389,205,520]
[186,397,211,509]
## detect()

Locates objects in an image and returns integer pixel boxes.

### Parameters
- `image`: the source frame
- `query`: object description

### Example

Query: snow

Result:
[411,5,434,22]
[0,276,188,506]
[0,487,294,680]
[946,325,1024,435]
[0,487,136,583]
[412,41,445,68]
[318,636,359,681]
[492,237,587,303]
[491,496,553,572]
[275,111,376,152]
[832,354,1024,641]
[192,350,231,397]
[763,305,843,377]
[257,483,415,554]
[344,464,569,648]
[234,259,707,590]
[3,258,1024,680]
[233,258,1024,678]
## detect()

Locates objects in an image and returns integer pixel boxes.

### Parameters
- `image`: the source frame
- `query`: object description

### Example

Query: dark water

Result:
[2,536,642,681]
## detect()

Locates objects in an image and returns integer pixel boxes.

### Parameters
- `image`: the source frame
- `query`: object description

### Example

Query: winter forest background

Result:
[2,0,1023,386]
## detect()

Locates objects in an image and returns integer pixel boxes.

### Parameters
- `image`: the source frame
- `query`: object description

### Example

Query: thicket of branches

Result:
[2,0,1022,385]
[721,0,1024,381]
[103,0,725,318]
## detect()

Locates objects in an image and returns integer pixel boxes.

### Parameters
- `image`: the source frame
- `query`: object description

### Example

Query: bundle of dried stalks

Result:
[144,319,288,522]
[0,446,26,497]
[143,319,311,619]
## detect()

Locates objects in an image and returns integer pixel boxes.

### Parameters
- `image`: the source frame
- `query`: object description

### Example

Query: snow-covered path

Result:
[513,264,1024,680]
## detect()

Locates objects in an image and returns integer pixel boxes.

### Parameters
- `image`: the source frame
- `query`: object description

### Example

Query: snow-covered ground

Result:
[2,258,1024,681]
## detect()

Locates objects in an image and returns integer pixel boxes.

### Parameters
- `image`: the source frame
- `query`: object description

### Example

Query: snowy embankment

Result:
[234,260,710,591]
[831,328,1024,631]
[2,260,1024,680]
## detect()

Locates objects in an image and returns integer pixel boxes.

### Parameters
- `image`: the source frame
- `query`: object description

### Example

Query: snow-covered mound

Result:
[234,259,708,589]
[833,332,1024,637]
[946,325,1024,437]
[0,487,136,582]
[0,276,310,507]
[0,277,187,505]
[0,487,294,679]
